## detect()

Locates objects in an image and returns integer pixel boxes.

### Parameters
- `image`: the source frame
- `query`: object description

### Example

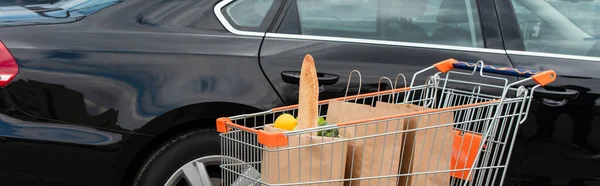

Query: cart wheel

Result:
[132,129,223,186]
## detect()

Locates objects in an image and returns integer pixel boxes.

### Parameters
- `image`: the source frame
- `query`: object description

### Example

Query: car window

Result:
[277,0,484,48]
[511,0,600,57]
[222,0,275,31]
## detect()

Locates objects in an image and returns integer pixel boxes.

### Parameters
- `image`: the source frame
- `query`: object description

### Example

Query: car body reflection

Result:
[0,113,122,145]
[0,0,121,27]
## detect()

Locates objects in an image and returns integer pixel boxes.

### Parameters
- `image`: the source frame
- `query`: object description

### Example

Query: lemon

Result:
[274,114,297,131]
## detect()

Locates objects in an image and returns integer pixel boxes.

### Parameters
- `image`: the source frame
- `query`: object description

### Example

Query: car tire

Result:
[132,128,222,186]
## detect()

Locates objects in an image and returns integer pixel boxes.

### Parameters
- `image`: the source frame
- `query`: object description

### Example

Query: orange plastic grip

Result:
[532,70,556,86]
[257,131,288,147]
[216,117,231,133]
[450,130,486,181]
[216,117,289,147]
[434,58,458,73]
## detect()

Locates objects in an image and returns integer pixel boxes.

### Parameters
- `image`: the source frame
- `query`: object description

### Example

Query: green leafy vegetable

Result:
[316,117,339,137]
[318,117,327,126]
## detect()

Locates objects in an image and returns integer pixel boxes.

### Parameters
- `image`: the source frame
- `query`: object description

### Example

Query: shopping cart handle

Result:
[434,58,556,86]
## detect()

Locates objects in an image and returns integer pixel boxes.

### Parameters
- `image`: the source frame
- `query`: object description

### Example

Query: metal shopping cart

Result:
[215,58,556,186]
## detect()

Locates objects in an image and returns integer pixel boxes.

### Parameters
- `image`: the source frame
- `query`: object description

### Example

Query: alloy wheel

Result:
[164,155,223,186]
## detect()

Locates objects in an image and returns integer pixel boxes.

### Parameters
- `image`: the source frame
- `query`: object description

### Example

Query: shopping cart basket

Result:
[216,58,556,186]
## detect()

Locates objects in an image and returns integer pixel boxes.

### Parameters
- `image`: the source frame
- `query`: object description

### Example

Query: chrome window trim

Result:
[506,50,600,62]
[265,33,506,54]
[213,0,507,54]
[214,0,265,37]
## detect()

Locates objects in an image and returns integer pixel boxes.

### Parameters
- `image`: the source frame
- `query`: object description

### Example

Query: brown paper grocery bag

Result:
[261,124,348,186]
[375,102,455,186]
[326,100,371,185]
[327,100,406,186]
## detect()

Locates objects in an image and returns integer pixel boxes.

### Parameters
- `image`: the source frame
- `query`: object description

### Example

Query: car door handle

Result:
[532,87,579,100]
[281,71,339,86]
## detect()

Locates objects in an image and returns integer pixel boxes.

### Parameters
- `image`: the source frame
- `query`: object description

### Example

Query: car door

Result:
[257,0,517,106]
[496,0,600,185]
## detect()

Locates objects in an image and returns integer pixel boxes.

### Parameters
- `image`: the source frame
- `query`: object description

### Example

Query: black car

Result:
[0,0,599,185]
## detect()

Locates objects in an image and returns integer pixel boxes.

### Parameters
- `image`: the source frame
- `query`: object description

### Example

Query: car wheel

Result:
[133,128,223,186]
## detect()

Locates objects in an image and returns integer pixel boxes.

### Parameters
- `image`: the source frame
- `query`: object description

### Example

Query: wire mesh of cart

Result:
[215,58,556,186]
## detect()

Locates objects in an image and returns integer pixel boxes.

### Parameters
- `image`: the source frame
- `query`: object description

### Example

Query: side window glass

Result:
[278,0,484,48]
[510,0,600,57]
[296,0,378,39]
[222,0,276,31]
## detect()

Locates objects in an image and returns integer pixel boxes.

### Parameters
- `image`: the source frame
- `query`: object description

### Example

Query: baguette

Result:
[297,54,319,130]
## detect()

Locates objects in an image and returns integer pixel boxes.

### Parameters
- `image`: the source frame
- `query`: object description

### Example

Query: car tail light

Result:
[0,41,18,87]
